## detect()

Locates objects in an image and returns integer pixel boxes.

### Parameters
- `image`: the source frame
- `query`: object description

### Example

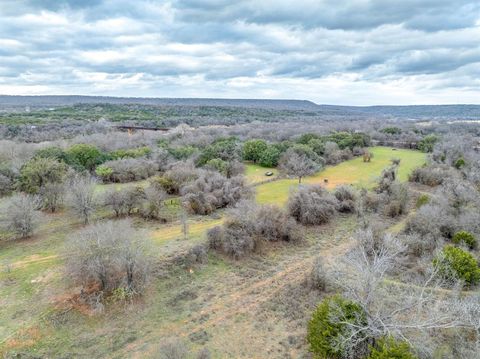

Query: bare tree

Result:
[39,181,65,212]
[65,219,150,295]
[103,188,127,217]
[68,174,96,224]
[180,208,189,240]
[209,200,299,259]
[330,227,478,357]
[279,148,321,183]
[458,293,480,356]
[2,193,41,239]
[141,185,167,219]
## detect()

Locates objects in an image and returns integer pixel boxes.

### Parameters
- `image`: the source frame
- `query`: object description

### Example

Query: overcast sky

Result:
[1,0,479,105]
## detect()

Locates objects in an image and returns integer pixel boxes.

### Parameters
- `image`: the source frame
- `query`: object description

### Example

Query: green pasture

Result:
[255,147,426,205]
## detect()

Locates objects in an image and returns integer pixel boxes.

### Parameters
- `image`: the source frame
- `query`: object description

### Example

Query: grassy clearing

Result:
[244,163,278,184]
[0,147,425,357]
[150,216,224,244]
[256,147,426,205]
[5,215,356,358]
[0,191,225,351]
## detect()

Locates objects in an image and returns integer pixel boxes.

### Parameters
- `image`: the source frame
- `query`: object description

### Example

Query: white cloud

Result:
[0,0,478,104]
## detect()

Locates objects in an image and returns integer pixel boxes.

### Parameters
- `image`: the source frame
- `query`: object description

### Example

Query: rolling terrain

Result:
[1,95,479,119]
[0,149,425,357]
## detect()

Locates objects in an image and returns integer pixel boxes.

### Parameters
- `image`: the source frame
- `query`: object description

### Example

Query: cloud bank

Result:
[0,0,479,104]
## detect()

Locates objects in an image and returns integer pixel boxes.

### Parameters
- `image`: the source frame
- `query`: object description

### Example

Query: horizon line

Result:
[0,94,479,107]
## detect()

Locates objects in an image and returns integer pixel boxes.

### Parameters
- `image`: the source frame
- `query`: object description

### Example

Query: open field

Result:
[0,147,428,357]
[0,208,224,353]
[255,146,426,205]
[1,211,358,357]
[244,163,278,184]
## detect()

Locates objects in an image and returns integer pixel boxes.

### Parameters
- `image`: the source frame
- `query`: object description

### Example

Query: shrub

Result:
[323,141,342,164]
[384,183,408,218]
[307,138,326,156]
[415,194,430,208]
[151,148,173,171]
[225,160,245,178]
[454,157,466,169]
[141,186,167,220]
[2,194,41,239]
[95,158,157,183]
[19,157,68,194]
[65,143,106,171]
[418,134,438,153]
[376,166,397,194]
[359,189,382,213]
[307,295,367,358]
[204,158,228,175]
[374,166,408,218]
[154,163,199,195]
[34,146,67,162]
[243,139,268,163]
[68,175,97,224]
[433,245,480,286]
[156,339,188,359]
[255,204,300,243]
[39,181,65,212]
[181,171,251,215]
[103,186,144,217]
[288,185,337,225]
[207,226,224,250]
[297,133,321,144]
[211,201,300,259]
[352,146,364,156]
[185,244,208,266]
[197,137,241,165]
[167,145,198,160]
[65,220,151,295]
[408,165,451,186]
[334,185,357,213]
[381,127,402,135]
[325,131,370,150]
[310,257,327,291]
[196,347,211,359]
[405,201,457,240]
[109,146,151,160]
[0,173,14,196]
[95,165,114,182]
[259,145,281,167]
[368,337,418,359]
[384,200,403,218]
[221,219,256,259]
[150,175,178,195]
[452,231,477,249]
[401,233,439,258]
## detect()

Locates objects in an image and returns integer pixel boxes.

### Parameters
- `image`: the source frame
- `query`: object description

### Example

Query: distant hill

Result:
[347,105,480,119]
[0,95,320,111]
[0,95,479,119]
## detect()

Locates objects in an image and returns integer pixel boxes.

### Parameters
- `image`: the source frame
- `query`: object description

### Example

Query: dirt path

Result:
[9,255,58,269]
[119,218,357,358]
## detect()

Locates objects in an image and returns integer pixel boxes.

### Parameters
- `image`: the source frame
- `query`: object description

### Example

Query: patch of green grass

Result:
[255,147,426,205]
[150,217,223,244]
[244,163,278,184]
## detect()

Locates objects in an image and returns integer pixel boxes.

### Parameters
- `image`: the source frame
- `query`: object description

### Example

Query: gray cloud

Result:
[0,0,479,104]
